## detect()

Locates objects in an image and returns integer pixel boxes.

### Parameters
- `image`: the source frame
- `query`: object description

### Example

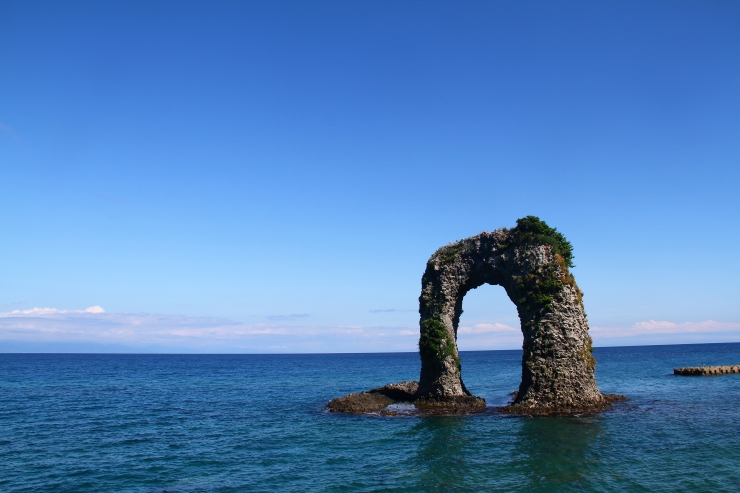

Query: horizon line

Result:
[2,340,739,356]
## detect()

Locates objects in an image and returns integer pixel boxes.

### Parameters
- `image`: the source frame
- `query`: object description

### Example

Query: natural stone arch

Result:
[328,216,624,415]
[416,216,609,414]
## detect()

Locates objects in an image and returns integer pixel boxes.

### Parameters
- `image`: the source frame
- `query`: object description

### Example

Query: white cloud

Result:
[590,320,740,346]
[592,319,740,337]
[457,323,523,351]
[5,307,66,316]
[0,306,105,316]
[0,307,420,353]
[458,323,518,334]
[5,306,735,353]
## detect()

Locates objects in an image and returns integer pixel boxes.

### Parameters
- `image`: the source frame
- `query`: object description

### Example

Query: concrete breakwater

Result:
[674,365,740,376]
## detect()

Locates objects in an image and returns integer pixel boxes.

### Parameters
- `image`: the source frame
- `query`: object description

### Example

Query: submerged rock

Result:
[499,393,628,416]
[327,391,394,414]
[327,381,419,414]
[414,394,486,413]
[327,381,486,415]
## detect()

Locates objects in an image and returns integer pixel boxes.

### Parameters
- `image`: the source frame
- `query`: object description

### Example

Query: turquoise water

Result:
[1,343,739,492]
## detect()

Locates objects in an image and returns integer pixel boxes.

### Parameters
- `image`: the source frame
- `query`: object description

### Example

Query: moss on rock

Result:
[419,317,459,370]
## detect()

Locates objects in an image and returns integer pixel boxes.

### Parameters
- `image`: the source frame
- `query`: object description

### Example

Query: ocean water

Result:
[1,343,739,492]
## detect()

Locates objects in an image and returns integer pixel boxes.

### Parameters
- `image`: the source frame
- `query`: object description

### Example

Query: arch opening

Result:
[455,283,522,353]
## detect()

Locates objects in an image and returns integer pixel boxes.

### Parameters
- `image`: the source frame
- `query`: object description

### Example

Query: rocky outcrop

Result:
[327,381,486,414]
[417,216,618,415]
[674,365,740,376]
[328,217,623,416]
[327,381,418,413]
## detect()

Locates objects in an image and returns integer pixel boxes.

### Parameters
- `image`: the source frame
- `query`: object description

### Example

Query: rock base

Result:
[414,395,486,414]
[329,384,627,417]
[327,381,486,415]
[498,393,628,416]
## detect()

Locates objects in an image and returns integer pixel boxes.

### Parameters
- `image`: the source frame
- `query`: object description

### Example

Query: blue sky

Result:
[1,1,739,352]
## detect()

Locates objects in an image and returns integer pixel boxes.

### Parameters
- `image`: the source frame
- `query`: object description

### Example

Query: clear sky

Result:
[1,0,739,352]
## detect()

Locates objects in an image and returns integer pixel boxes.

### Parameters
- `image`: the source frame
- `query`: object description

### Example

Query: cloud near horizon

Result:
[1,306,105,316]
[457,323,522,350]
[1,307,739,352]
[590,320,740,345]
[0,307,417,353]
[454,320,740,348]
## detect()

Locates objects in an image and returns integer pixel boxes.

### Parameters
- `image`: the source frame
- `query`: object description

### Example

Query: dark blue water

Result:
[1,344,739,492]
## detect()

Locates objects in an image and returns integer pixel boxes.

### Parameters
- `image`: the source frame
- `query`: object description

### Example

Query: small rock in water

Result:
[327,381,418,414]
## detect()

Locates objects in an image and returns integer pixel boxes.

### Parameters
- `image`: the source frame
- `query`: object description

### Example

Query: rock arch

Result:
[416,216,609,414]
[328,216,623,415]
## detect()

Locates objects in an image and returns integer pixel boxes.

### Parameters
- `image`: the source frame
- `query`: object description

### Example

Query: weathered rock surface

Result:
[674,365,740,376]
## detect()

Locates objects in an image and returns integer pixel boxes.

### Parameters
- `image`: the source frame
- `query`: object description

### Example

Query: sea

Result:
[1,343,739,492]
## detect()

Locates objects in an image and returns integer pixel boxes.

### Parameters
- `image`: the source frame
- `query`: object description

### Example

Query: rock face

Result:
[418,216,614,414]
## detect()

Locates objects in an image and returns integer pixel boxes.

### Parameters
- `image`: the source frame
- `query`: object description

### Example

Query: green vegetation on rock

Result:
[434,244,463,265]
[515,264,563,311]
[505,216,584,319]
[578,335,596,371]
[419,318,459,369]
[505,215,575,268]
